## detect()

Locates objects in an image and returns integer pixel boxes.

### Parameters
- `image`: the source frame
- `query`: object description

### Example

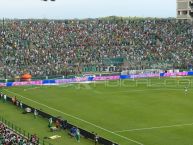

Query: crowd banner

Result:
[188,72,193,76]
[55,77,88,84]
[130,73,160,79]
[120,75,130,79]
[12,80,43,86]
[92,75,120,81]
[55,78,75,84]
[0,83,6,87]
[42,80,56,84]
[160,72,188,77]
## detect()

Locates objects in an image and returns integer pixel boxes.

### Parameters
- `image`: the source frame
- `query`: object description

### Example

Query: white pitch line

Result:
[23,86,40,91]
[104,88,183,94]
[3,89,144,145]
[114,123,193,133]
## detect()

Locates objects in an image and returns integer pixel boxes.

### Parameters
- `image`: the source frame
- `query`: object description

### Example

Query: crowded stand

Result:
[0,122,39,145]
[0,18,193,78]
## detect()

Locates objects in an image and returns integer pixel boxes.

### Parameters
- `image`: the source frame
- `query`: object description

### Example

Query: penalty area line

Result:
[3,89,144,145]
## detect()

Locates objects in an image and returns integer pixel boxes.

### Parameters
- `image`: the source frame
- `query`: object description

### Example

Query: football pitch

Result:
[2,77,193,145]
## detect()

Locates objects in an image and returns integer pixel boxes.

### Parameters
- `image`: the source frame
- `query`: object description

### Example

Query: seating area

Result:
[0,18,193,78]
[0,122,39,145]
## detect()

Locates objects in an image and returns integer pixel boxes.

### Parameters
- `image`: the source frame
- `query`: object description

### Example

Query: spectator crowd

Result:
[0,17,193,78]
[0,122,39,145]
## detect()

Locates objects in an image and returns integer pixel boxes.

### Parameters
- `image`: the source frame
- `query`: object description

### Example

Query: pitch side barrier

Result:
[120,72,190,79]
[1,72,193,87]
[4,96,118,145]
[0,72,193,87]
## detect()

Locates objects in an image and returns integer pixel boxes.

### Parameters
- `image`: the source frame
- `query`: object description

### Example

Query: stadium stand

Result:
[0,18,193,79]
[0,122,39,145]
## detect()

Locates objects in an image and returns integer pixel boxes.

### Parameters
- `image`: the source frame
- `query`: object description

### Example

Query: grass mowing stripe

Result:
[114,123,193,133]
[4,89,144,145]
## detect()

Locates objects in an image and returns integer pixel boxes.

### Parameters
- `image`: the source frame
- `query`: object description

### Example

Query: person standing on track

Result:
[48,117,52,128]
[3,94,7,103]
[184,86,188,96]
[94,133,99,145]
[34,109,38,118]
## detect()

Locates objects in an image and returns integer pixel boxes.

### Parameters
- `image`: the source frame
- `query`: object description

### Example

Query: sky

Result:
[0,0,176,19]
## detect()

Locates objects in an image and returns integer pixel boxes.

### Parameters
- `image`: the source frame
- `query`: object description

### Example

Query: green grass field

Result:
[1,77,193,145]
